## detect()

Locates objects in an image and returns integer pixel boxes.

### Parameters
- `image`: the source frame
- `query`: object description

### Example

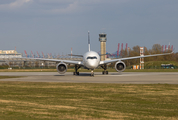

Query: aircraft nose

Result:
[88,61,97,68]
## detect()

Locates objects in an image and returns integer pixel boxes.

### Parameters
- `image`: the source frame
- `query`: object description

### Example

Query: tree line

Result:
[117,44,178,67]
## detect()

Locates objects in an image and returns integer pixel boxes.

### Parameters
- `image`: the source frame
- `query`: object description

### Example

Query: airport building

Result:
[0,50,22,58]
[0,49,82,68]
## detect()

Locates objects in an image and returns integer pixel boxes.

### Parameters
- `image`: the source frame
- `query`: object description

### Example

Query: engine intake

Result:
[56,63,67,74]
[115,61,126,72]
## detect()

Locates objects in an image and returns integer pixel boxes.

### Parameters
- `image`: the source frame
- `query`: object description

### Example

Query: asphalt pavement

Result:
[0,72,178,84]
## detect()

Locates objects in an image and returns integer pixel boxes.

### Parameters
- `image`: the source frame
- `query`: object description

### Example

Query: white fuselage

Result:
[83,51,100,70]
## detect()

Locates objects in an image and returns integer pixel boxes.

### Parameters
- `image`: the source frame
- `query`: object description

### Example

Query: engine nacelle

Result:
[56,63,67,74]
[115,61,126,72]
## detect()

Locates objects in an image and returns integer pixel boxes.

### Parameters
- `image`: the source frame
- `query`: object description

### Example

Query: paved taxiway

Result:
[0,72,178,84]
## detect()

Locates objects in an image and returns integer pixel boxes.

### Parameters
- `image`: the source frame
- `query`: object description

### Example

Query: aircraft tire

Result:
[102,71,108,75]
[91,73,94,77]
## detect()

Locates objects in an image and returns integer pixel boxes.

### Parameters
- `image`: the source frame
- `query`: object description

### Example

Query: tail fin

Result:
[88,31,90,51]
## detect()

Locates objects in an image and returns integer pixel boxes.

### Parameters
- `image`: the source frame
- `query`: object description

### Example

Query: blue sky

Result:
[0,0,178,56]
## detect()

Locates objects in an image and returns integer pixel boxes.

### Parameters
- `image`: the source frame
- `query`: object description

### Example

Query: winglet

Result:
[88,31,90,51]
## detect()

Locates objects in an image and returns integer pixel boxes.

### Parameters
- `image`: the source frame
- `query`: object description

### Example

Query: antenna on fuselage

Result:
[88,31,90,51]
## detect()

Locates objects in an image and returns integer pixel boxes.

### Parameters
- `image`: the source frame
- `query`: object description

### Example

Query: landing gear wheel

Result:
[91,71,94,77]
[73,72,79,75]
[102,71,108,75]
[91,73,94,77]
[74,65,81,76]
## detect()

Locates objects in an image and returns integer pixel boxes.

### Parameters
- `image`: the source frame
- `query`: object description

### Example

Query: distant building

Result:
[0,50,22,58]
[0,50,16,54]
[161,64,174,69]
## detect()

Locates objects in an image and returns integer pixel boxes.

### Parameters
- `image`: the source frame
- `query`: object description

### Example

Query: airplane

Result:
[16,32,173,76]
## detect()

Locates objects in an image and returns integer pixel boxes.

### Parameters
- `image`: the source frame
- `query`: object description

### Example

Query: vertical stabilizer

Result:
[88,31,90,51]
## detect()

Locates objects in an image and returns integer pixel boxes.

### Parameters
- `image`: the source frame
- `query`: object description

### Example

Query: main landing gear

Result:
[102,71,108,75]
[73,72,79,75]
[73,65,81,76]
[101,65,108,75]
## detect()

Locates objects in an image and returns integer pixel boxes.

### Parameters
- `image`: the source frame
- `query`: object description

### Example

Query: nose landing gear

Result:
[91,70,94,77]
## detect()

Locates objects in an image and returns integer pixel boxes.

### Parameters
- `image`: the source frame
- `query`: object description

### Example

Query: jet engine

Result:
[56,63,67,74]
[115,61,126,72]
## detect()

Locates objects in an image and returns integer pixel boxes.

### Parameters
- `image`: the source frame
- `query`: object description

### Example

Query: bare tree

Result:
[152,44,162,54]
[132,45,140,55]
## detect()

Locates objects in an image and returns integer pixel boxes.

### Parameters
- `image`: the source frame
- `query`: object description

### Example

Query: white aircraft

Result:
[20,32,172,76]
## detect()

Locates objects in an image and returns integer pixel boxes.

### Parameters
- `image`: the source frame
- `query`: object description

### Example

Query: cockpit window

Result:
[87,56,97,59]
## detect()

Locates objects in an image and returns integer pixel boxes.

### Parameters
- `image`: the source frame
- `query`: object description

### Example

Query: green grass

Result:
[144,61,178,67]
[143,61,178,70]
[0,76,23,79]
[0,82,178,119]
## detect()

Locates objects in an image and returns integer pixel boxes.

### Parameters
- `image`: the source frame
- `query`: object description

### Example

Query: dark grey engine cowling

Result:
[56,63,67,74]
[115,61,126,72]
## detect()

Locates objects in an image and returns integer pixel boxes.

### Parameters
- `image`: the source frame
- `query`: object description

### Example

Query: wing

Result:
[15,57,83,65]
[100,52,173,65]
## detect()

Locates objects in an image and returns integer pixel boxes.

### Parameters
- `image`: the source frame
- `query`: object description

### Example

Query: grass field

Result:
[0,82,178,120]
[0,76,23,79]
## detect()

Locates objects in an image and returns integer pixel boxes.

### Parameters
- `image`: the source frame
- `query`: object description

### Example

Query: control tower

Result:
[99,33,107,61]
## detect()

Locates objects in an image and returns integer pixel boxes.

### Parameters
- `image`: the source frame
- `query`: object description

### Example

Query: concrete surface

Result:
[0,72,178,84]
